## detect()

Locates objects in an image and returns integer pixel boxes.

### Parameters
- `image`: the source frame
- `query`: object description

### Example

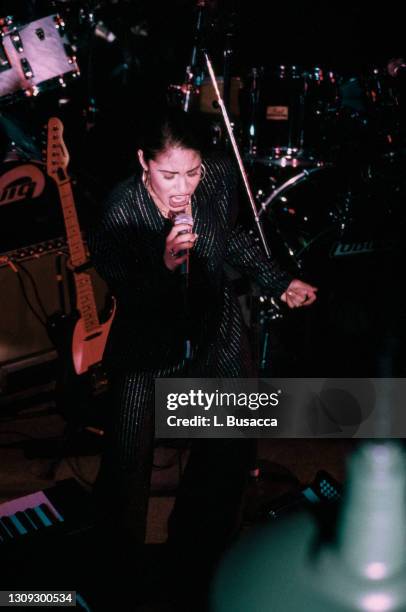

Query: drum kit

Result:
[235,63,405,375]
[1,4,405,374]
[181,58,405,287]
[176,54,405,373]
[238,63,405,284]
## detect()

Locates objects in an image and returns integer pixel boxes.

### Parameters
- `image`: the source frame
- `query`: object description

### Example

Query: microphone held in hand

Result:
[170,210,193,276]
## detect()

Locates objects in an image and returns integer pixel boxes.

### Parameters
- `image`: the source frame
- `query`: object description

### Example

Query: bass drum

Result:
[260,162,405,285]
[255,160,406,376]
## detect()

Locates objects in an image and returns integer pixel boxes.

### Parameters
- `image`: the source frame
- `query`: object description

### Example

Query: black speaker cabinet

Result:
[0,251,109,395]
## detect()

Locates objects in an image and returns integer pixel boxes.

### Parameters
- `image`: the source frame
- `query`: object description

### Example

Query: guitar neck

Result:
[59,182,87,267]
[58,181,101,333]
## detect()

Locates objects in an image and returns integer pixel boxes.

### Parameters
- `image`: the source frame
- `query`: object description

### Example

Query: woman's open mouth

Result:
[169,195,190,208]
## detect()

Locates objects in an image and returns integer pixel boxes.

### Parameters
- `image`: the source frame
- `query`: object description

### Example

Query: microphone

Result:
[170,209,193,360]
[170,210,193,277]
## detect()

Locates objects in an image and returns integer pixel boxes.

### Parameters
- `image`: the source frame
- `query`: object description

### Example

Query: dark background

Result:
[2,1,405,185]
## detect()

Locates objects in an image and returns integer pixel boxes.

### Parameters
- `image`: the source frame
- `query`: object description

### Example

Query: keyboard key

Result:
[0,519,13,541]
[25,508,44,530]
[9,514,28,536]
[34,505,55,528]
[1,516,20,538]
[16,511,37,533]
[39,503,63,524]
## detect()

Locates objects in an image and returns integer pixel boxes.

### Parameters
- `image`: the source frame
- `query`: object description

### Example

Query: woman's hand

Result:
[164,222,197,272]
[280,279,318,308]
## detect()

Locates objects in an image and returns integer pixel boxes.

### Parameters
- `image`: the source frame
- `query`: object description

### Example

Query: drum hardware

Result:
[10,31,24,53]
[171,0,208,112]
[363,67,400,110]
[20,58,33,80]
[246,67,260,156]
[169,0,241,123]
[247,293,284,375]
[208,119,223,147]
[221,5,239,117]
[338,65,405,159]
[259,168,321,216]
[250,183,302,269]
[250,154,326,169]
[0,47,10,71]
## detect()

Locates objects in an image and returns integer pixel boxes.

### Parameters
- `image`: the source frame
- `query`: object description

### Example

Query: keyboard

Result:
[0,478,93,546]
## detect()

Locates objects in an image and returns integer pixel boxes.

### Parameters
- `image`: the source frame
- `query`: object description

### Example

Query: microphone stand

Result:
[203,51,271,259]
[203,51,283,376]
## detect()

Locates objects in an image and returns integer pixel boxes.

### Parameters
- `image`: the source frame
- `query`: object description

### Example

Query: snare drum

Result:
[0,14,80,105]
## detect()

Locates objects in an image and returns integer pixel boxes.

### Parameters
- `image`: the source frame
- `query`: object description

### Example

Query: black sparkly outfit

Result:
[88,155,292,576]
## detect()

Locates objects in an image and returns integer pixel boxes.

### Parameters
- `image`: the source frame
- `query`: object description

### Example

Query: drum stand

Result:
[248,293,284,375]
[177,1,207,112]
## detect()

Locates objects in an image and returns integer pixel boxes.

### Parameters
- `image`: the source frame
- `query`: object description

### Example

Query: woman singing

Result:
[88,107,316,609]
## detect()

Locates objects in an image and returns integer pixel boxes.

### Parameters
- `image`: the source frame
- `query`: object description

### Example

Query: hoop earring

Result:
[200,163,207,181]
[142,169,149,186]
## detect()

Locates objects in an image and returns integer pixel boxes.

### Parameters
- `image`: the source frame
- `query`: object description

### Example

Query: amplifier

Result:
[0,237,68,267]
[0,159,66,254]
[0,252,67,366]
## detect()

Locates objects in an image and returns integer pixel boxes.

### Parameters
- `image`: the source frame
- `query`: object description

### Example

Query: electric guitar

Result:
[46,117,115,382]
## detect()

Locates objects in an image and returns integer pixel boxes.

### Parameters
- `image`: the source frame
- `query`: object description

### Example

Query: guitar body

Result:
[47,300,114,426]
[72,298,116,375]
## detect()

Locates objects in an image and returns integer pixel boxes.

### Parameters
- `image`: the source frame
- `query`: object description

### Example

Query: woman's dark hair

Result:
[139,107,207,161]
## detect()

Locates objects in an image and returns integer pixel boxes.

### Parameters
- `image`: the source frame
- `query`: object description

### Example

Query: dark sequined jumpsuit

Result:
[88,155,291,563]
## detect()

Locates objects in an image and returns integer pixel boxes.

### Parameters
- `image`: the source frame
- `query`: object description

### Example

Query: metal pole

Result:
[203,51,271,260]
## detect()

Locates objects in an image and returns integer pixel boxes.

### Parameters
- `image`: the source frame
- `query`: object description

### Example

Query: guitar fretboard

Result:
[59,182,100,334]
[59,182,87,267]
